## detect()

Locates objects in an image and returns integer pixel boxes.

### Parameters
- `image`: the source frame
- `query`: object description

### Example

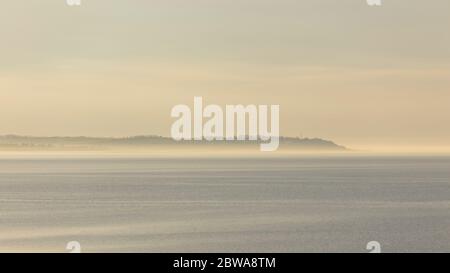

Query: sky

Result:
[1,0,449,151]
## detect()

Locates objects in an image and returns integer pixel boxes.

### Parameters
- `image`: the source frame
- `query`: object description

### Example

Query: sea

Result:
[0,155,449,252]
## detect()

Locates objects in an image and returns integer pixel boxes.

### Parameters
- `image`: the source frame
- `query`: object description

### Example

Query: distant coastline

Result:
[0,135,347,152]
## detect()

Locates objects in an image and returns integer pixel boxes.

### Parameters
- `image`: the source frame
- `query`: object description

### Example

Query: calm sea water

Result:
[0,155,449,253]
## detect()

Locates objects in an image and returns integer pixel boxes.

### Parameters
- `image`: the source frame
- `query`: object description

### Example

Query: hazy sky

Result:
[1,0,449,150]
